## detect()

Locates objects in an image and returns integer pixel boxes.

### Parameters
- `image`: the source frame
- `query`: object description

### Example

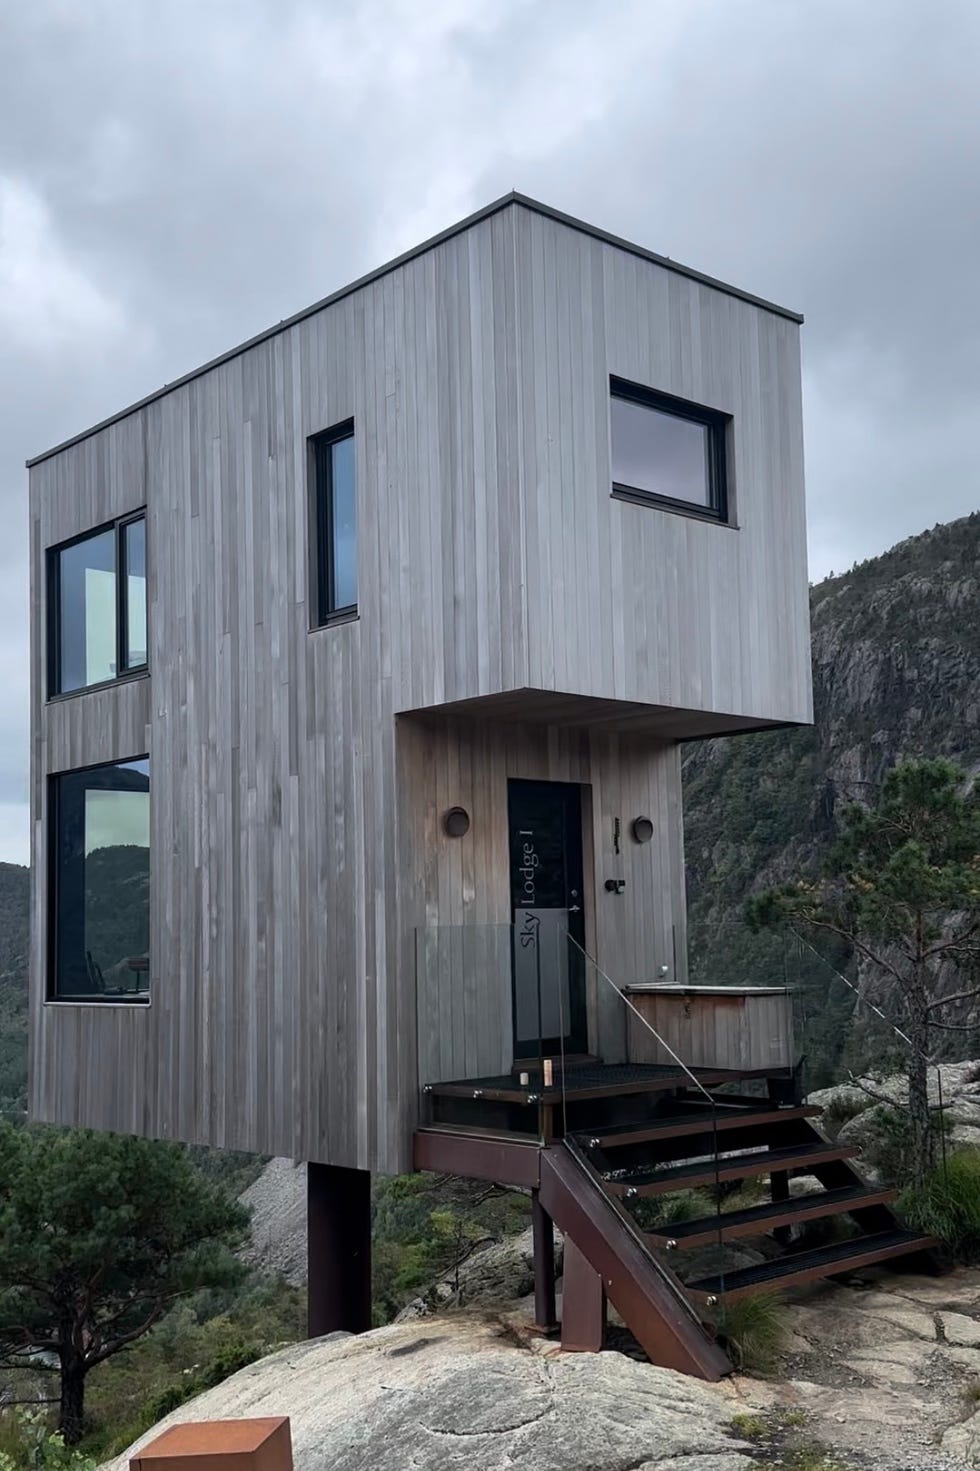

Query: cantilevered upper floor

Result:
[30,193,810,742]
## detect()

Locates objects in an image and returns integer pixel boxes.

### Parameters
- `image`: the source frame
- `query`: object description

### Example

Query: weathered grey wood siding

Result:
[401,716,687,1090]
[510,206,811,727]
[29,199,808,1173]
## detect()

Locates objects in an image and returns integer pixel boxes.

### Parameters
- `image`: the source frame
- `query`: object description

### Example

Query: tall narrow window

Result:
[50,757,150,1002]
[312,423,357,625]
[122,517,148,670]
[610,378,729,522]
[48,512,148,695]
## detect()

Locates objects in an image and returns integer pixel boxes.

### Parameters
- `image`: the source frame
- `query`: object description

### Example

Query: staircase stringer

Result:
[539,1141,731,1381]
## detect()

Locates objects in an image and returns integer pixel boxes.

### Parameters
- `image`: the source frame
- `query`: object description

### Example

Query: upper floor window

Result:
[49,757,150,1003]
[610,379,729,522]
[48,511,148,696]
[311,423,356,625]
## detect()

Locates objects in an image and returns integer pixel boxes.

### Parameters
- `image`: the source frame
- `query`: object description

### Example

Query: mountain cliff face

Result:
[683,512,980,923]
[682,512,980,1081]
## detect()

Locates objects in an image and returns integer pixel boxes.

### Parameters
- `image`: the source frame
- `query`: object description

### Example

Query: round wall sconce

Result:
[631,815,654,844]
[443,806,471,838]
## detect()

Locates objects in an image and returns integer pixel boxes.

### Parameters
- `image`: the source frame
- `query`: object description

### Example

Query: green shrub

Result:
[899,1150,980,1261]
[818,1092,868,1140]
[0,1409,97,1471]
[706,1290,788,1375]
[630,1188,715,1232]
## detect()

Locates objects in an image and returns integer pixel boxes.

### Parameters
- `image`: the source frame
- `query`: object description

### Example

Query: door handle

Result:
[568,905,581,913]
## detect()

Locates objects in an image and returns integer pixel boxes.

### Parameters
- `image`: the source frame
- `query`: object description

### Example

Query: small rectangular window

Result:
[311,423,357,626]
[48,512,148,696]
[610,379,729,522]
[49,757,150,1002]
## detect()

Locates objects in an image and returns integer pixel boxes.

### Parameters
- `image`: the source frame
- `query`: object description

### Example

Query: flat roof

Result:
[27,192,803,468]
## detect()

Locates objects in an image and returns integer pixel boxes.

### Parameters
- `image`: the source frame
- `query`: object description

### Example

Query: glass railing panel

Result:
[558,933,733,1312]
[415,922,517,1091]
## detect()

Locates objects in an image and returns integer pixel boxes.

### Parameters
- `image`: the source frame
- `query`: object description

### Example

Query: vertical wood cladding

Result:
[29,201,808,1173]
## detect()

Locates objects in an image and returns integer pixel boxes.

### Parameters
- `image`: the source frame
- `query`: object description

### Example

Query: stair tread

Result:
[646,1185,898,1243]
[607,1141,858,1193]
[586,1104,818,1148]
[687,1229,936,1295]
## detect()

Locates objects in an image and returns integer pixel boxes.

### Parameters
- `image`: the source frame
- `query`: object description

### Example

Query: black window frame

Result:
[610,377,731,524]
[309,421,357,628]
[46,509,149,699]
[47,754,151,1005]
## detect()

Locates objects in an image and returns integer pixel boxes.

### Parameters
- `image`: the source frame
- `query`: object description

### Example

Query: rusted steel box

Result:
[130,1417,292,1471]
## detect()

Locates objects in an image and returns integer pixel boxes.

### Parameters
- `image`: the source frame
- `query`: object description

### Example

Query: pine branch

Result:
[926,986,980,1012]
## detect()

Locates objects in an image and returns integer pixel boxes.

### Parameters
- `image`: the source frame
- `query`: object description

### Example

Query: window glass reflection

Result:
[124,518,147,669]
[611,396,710,507]
[58,529,117,692]
[53,758,150,1000]
[331,434,357,612]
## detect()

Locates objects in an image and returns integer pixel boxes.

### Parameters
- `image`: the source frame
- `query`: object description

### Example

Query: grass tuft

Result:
[729,1407,849,1470]
[899,1150,980,1262]
[707,1290,788,1375]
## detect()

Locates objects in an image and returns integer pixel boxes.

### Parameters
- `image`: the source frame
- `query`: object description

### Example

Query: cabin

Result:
[27,194,934,1373]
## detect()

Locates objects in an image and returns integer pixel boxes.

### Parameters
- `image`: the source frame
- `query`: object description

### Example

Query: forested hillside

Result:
[0,862,28,1117]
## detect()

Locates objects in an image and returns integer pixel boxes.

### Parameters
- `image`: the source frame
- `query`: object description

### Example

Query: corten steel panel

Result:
[131,1417,292,1471]
[560,1236,607,1352]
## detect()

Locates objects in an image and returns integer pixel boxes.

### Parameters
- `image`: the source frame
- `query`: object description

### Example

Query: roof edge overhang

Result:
[27,192,804,469]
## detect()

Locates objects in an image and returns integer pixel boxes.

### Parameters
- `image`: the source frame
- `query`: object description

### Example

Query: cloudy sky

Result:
[1,0,978,864]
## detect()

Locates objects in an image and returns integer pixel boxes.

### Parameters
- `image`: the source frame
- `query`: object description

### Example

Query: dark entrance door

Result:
[508,779,589,1061]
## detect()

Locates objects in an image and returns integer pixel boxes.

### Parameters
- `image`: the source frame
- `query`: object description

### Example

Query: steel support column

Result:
[307,1161,372,1338]
[560,1236,606,1352]
[531,1190,558,1331]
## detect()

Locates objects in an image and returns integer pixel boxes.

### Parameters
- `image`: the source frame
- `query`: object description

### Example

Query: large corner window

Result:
[311,422,356,625]
[610,378,729,522]
[50,758,150,1002]
[48,511,148,697]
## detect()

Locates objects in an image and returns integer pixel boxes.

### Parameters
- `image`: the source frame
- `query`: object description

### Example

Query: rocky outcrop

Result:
[239,1157,307,1286]
[103,1317,757,1471]
[102,1272,980,1471]
[808,1061,980,1173]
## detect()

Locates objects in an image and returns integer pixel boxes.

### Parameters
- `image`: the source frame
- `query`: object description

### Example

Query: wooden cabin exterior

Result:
[32,195,924,1369]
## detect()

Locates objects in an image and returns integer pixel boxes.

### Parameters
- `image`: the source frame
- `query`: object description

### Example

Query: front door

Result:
[508,779,589,1061]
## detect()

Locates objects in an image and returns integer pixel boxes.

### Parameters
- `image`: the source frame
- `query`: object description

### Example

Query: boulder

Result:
[805,1083,868,1114]
[807,1061,980,1124]
[104,1317,756,1471]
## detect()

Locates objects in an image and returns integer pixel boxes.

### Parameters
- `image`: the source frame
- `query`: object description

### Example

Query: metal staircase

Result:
[415,1068,937,1376]
[564,1085,936,1316]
